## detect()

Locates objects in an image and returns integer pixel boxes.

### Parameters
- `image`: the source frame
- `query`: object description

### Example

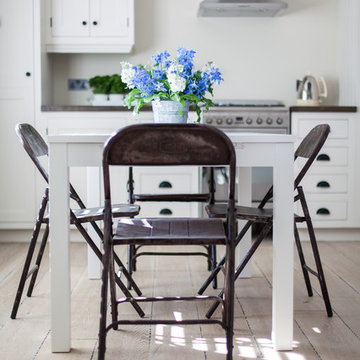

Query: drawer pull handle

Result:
[316,154,330,161]
[159,181,172,188]
[317,181,330,188]
[316,208,330,215]
[160,208,172,215]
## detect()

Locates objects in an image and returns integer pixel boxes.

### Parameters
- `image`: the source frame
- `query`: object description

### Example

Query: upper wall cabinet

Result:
[45,0,134,53]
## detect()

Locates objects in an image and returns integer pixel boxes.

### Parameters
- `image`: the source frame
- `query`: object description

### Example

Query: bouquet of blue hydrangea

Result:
[121,47,223,122]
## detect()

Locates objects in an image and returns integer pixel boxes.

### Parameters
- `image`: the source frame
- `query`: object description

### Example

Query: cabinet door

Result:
[0,0,36,227]
[90,0,129,37]
[45,0,134,53]
[50,0,90,37]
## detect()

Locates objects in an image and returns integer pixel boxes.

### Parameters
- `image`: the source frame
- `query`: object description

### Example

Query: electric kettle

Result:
[296,73,327,106]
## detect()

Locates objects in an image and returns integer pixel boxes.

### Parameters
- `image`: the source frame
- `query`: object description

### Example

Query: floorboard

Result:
[1,240,360,359]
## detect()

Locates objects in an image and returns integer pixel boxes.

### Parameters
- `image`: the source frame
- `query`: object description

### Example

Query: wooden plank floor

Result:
[1,239,360,359]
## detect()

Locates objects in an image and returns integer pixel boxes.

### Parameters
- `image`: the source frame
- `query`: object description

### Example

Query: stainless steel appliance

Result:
[201,99,290,204]
[197,0,288,18]
[296,73,328,106]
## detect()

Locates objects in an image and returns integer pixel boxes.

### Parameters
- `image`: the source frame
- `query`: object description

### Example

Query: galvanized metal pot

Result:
[152,99,189,123]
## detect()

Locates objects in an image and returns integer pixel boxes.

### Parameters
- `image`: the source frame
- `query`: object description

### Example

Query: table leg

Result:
[272,143,294,350]
[49,142,71,352]
[86,167,102,279]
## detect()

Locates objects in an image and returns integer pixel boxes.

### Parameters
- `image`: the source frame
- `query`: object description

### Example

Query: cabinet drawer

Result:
[298,119,349,139]
[301,174,348,193]
[306,201,347,221]
[313,147,348,166]
[138,202,194,217]
[137,173,194,194]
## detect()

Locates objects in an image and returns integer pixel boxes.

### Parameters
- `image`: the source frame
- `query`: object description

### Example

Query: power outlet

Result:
[68,78,89,91]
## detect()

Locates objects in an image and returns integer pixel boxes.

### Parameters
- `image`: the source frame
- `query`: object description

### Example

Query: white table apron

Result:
[48,132,295,353]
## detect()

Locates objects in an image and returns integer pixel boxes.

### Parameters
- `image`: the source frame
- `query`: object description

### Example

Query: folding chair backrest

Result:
[15,123,85,205]
[103,123,236,200]
[254,124,330,208]
[15,123,49,183]
[294,124,330,188]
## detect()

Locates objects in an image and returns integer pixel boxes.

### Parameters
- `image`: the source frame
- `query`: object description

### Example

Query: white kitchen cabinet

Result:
[291,111,360,229]
[0,0,37,229]
[45,0,134,53]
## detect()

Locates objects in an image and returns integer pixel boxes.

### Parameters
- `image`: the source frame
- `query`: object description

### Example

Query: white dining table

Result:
[48,130,295,353]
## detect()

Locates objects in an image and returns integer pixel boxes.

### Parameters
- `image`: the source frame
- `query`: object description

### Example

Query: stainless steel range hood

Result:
[198,0,288,17]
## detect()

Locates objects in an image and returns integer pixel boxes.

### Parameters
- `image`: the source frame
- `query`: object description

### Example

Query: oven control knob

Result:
[205,117,213,124]
[246,117,252,124]
[226,118,233,125]
[276,117,283,125]
[256,117,263,125]
[266,117,273,125]
[216,118,223,125]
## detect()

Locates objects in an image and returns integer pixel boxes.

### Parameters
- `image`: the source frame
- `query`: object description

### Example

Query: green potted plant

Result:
[88,75,111,105]
[108,74,129,105]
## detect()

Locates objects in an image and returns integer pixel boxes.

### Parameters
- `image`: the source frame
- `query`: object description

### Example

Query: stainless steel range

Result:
[202,99,290,133]
[201,100,290,209]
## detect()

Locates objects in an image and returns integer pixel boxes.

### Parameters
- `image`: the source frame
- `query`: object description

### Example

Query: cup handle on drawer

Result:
[316,181,330,188]
[316,208,330,215]
[316,154,330,161]
[160,208,172,215]
[159,181,172,188]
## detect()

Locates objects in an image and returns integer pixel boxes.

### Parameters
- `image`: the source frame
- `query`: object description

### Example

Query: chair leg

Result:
[206,245,212,271]
[211,245,218,289]
[109,251,119,330]
[132,245,137,271]
[198,220,253,295]
[294,222,313,297]
[72,218,144,318]
[113,252,142,296]
[306,221,333,317]
[298,187,333,317]
[224,243,234,360]
[27,224,49,297]
[11,221,44,319]
[127,244,134,290]
[11,190,49,319]
[98,250,109,360]
[206,221,272,319]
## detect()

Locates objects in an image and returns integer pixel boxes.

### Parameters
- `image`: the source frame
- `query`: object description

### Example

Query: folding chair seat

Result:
[126,165,218,288]
[98,123,236,360]
[200,124,333,318]
[11,123,144,320]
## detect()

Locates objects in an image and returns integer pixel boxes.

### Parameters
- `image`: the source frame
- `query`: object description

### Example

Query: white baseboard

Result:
[0,229,87,243]
[298,228,360,241]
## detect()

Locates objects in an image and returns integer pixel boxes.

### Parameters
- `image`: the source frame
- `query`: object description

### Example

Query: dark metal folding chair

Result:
[201,124,333,318]
[126,165,218,288]
[11,123,144,319]
[99,123,236,360]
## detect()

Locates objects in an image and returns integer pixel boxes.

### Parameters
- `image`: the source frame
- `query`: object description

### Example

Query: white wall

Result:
[50,0,339,106]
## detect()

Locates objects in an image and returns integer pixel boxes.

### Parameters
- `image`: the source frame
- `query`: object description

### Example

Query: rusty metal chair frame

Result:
[126,165,218,288]
[200,124,333,318]
[99,123,236,360]
[11,123,144,319]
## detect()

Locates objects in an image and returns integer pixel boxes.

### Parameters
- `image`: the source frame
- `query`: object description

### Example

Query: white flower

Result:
[167,63,186,93]
[120,61,136,88]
